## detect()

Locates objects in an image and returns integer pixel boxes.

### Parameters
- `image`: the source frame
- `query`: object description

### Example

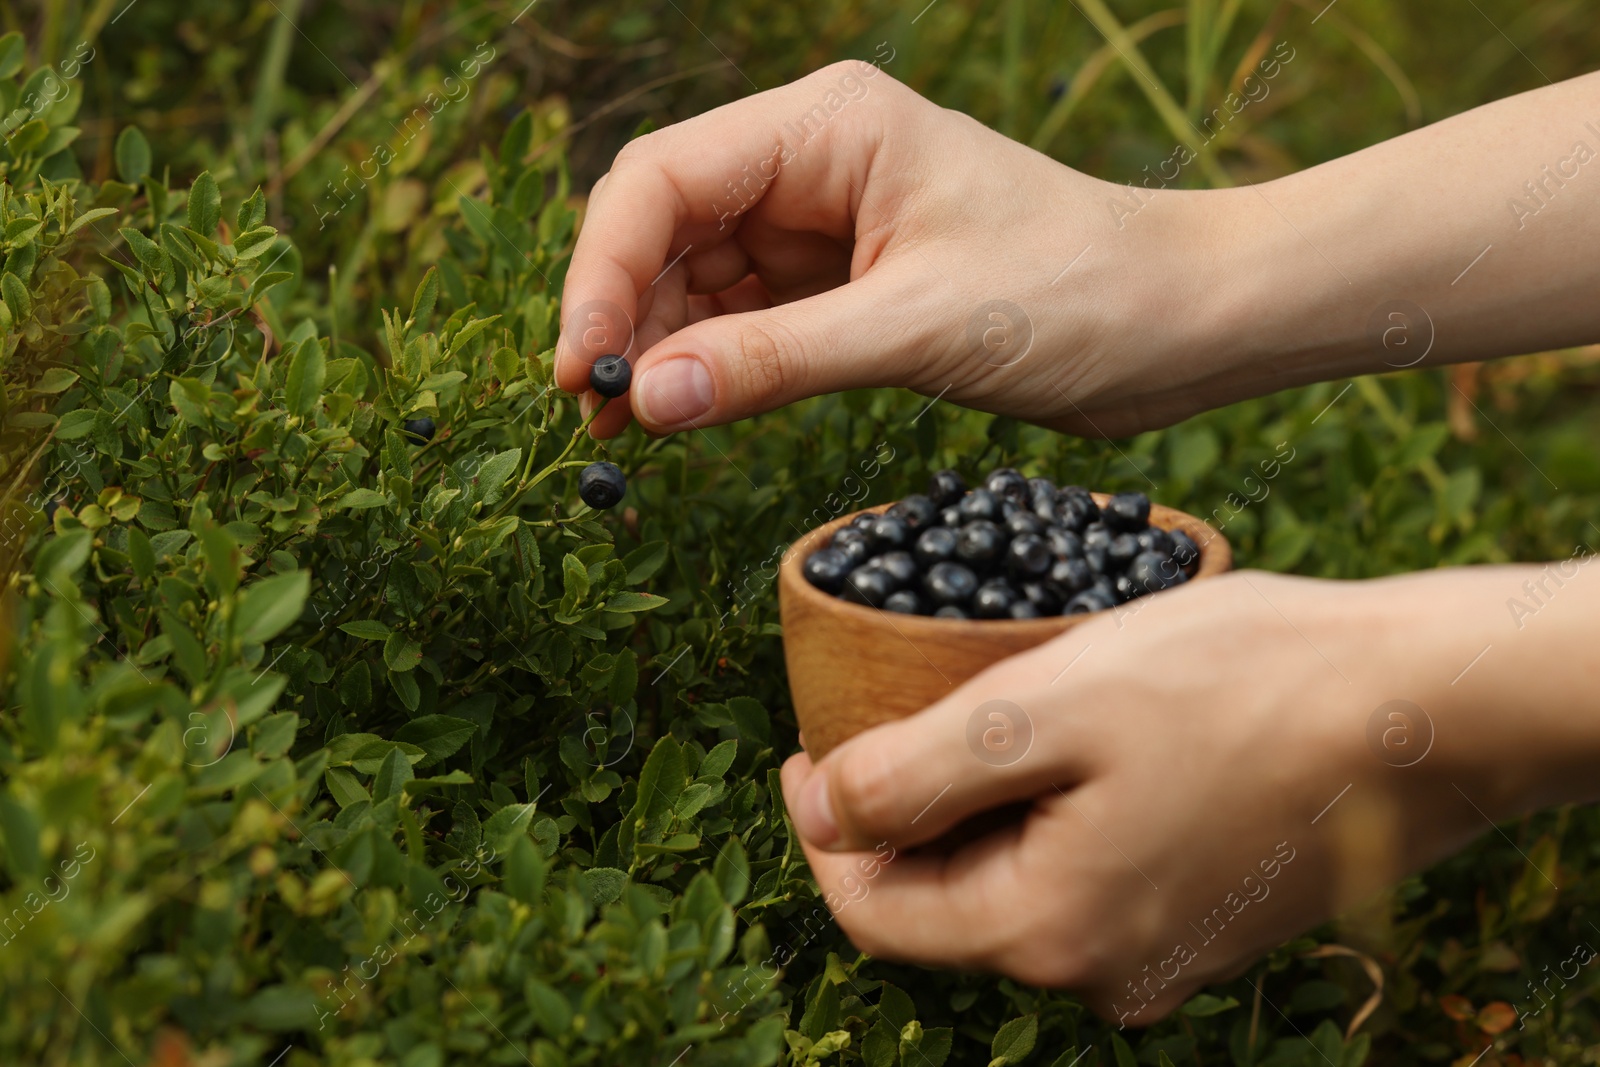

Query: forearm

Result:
[1331,560,1600,820]
[1115,72,1600,422]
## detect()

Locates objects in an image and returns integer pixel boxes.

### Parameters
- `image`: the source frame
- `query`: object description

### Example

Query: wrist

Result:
[1065,181,1312,433]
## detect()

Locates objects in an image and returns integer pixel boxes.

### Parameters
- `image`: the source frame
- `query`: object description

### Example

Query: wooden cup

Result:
[778,494,1232,758]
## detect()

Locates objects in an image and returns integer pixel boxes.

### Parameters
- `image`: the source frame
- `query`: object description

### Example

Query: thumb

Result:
[790,676,1093,854]
[628,266,932,433]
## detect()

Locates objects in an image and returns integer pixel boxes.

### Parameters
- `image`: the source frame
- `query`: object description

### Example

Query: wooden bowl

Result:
[778,494,1232,758]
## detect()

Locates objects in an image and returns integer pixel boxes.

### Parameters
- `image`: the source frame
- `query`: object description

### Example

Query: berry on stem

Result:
[589,354,633,398]
[402,417,436,444]
[578,461,627,509]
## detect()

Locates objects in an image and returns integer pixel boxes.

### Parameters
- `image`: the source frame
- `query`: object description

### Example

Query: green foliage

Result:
[1,4,1599,1067]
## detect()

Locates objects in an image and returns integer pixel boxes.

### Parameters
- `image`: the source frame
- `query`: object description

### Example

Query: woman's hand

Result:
[557,65,1600,440]
[554,61,1233,439]
[777,566,1600,1024]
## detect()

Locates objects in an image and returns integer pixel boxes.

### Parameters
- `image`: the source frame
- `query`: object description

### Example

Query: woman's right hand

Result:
[554,60,1241,439]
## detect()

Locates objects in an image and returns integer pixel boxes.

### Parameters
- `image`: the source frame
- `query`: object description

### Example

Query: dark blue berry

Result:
[933,604,970,619]
[866,514,911,553]
[841,566,897,608]
[1065,588,1116,614]
[1045,527,1083,560]
[1108,532,1141,568]
[402,417,436,444]
[1051,488,1099,532]
[888,493,939,531]
[1006,533,1052,580]
[924,561,979,607]
[1083,547,1110,575]
[1021,581,1062,614]
[956,488,1001,523]
[578,461,626,509]
[955,520,1006,570]
[1005,510,1046,537]
[985,467,1029,505]
[1047,557,1093,598]
[867,550,918,588]
[1082,523,1113,552]
[1170,529,1200,570]
[1008,600,1042,619]
[928,469,966,508]
[851,512,877,530]
[1103,491,1151,532]
[972,582,1018,618]
[940,505,964,529]
[913,525,959,569]
[884,589,927,615]
[1128,550,1185,594]
[1113,574,1140,603]
[589,354,632,397]
[1026,476,1056,512]
[830,527,872,567]
[803,548,852,594]
[1135,527,1174,557]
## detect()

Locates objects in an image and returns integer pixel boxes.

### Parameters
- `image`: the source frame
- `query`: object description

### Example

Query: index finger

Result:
[553,61,884,393]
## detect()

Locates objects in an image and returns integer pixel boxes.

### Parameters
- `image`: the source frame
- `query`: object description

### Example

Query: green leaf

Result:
[188,170,221,235]
[0,792,41,878]
[633,735,686,821]
[335,488,389,510]
[410,265,439,328]
[474,448,521,500]
[390,668,421,711]
[236,188,267,232]
[562,553,589,604]
[251,713,299,759]
[235,571,309,644]
[67,207,119,235]
[128,528,156,586]
[394,715,477,767]
[118,227,169,275]
[37,528,93,582]
[0,33,24,80]
[29,367,76,394]
[1,272,31,323]
[987,1014,1037,1067]
[500,109,534,168]
[1180,993,1239,1017]
[372,746,414,802]
[284,337,326,417]
[325,767,370,808]
[623,541,669,583]
[339,620,393,640]
[483,802,537,849]
[115,126,151,184]
[198,522,240,597]
[383,632,423,672]
[402,769,474,798]
[700,739,738,779]
[712,835,749,906]
[582,867,628,906]
[603,591,668,613]
[524,977,572,1037]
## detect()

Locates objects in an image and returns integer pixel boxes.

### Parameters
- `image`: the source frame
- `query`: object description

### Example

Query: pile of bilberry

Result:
[801,468,1201,618]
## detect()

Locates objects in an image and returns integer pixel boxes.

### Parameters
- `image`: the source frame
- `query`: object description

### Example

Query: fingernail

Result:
[635,357,714,427]
[797,773,839,847]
